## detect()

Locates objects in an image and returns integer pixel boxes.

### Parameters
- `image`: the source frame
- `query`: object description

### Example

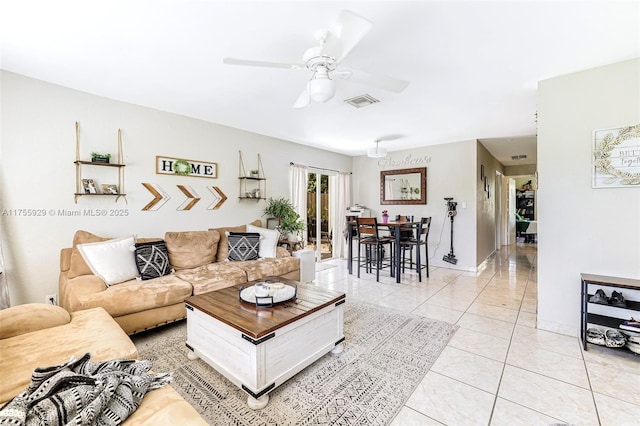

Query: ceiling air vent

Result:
[511,154,527,160]
[344,94,380,108]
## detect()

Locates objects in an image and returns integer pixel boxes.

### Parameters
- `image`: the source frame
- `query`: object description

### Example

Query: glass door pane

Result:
[307,173,332,261]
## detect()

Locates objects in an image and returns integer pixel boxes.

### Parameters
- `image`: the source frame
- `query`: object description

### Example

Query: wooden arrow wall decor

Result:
[141,183,171,211]
[207,186,227,210]
[176,185,201,211]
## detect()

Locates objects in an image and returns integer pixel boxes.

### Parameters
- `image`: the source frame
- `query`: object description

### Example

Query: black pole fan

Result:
[443,197,458,265]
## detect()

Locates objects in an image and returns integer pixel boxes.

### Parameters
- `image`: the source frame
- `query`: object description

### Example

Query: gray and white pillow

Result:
[135,241,171,280]
[227,232,260,261]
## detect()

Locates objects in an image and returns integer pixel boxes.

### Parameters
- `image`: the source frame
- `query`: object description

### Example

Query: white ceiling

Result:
[1,1,638,164]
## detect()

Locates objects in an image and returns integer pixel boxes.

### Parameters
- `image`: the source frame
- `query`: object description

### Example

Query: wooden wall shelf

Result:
[74,122,127,204]
[238,151,266,201]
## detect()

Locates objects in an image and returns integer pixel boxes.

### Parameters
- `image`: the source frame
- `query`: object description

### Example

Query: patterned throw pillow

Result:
[134,241,171,280]
[227,232,260,261]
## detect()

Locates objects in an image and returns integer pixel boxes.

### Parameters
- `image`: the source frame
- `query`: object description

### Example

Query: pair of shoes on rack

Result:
[619,318,640,332]
[609,291,627,308]
[605,329,626,348]
[586,328,626,347]
[619,328,640,344]
[589,289,627,307]
[586,328,605,345]
[626,340,640,355]
[589,289,608,305]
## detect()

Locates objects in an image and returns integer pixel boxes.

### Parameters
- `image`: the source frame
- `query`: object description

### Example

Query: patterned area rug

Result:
[133,300,457,425]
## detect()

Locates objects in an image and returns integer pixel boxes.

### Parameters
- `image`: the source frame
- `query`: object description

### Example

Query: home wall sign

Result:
[593,124,640,188]
[156,156,218,178]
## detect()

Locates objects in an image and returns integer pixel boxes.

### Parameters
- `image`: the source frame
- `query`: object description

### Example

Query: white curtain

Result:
[385,178,395,200]
[290,164,308,242]
[335,172,351,258]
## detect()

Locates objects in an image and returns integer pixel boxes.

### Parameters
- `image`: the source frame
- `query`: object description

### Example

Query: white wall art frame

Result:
[592,123,640,188]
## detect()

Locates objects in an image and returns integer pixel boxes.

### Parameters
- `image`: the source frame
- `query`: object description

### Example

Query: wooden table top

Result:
[185,277,346,339]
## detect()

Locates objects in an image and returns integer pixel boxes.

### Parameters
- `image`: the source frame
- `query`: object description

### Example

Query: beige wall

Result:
[537,58,640,335]
[352,140,480,271]
[0,71,352,305]
[476,142,505,264]
[504,164,536,176]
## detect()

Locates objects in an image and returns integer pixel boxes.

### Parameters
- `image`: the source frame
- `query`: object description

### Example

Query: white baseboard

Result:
[537,318,578,338]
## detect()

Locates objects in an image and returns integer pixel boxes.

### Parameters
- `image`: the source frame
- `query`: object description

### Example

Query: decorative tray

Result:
[239,281,297,307]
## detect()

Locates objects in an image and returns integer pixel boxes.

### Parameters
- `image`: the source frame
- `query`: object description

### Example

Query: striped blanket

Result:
[0,353,170,425]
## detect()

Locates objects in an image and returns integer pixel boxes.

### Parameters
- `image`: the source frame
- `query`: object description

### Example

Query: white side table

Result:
[293,249,315,282]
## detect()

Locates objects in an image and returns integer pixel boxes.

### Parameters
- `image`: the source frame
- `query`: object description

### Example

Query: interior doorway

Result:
[513,175,537,243]
[495,170,504,250]
[307,172,333,261]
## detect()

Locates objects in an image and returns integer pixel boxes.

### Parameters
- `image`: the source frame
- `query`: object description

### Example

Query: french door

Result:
[307,172,333,261]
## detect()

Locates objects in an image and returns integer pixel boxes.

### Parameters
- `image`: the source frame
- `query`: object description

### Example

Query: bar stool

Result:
[356,217,395,282]
[391,215,415,268]
[398,217,431,281]
[345,215,358,273]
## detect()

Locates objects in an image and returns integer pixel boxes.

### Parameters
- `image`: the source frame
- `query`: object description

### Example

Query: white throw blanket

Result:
[0,353,171,425]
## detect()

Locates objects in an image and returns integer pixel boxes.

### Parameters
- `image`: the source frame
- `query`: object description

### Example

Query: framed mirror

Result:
[380,167,427,205]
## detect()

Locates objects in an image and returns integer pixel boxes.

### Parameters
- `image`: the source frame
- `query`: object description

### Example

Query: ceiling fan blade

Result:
[223,57,304,70]
[321,10,372,63]
[338,68,410,93]
[292,86,310,109]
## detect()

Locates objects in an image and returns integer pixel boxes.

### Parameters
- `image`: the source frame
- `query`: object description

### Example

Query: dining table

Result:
[347,218,419,284]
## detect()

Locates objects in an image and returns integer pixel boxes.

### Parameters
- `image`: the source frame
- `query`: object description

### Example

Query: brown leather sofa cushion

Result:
[175,263,248,295]
[68,230,111,278]
[67,274,193,317]
[0,304,71,340]
[0,307,138,404]
[230,256,300,282]
[164,230,220,270]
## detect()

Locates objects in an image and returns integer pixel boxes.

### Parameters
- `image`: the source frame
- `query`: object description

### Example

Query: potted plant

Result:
[263,197,305,241]
[250,169,259,178]
[381,209,389,223]
[90,152,111,164]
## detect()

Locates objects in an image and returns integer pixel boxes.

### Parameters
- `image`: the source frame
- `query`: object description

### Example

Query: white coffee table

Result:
[184,278,345,409]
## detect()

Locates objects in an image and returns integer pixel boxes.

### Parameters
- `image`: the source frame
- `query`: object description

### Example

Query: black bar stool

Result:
[398,217,431,281]
[356,217,395,282]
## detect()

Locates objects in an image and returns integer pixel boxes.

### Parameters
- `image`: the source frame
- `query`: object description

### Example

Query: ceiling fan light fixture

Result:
[309,78,336,103]
[308,67,336,103]
[367,140,388,158]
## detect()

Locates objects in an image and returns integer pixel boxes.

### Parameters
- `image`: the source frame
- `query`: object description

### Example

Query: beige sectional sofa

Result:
[59,220,300,334]
[0,303,208,424]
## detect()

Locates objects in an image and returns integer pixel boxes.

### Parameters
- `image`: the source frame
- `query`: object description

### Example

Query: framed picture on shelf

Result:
[101,184,118,194]
[82,179,98,194]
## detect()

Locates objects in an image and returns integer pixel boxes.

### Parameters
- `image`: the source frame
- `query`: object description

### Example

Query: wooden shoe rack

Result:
[580,273,640,351]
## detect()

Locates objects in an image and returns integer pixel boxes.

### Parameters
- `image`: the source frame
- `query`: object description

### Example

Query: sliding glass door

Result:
[307,172,333,261]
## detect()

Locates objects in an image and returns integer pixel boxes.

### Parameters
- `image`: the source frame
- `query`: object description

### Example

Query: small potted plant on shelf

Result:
[90,152,111,164]
[250,169,259,178]
[263,197,305,241]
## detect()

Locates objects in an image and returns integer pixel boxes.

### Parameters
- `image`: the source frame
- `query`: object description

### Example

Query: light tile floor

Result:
[312,243,640,426]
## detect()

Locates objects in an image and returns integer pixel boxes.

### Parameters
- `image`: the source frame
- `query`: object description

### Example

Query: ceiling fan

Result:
[223,10,410,108]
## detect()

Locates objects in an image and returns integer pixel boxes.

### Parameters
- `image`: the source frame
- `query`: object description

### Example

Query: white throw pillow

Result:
[246,224,280,258]
[77,235,139,285]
